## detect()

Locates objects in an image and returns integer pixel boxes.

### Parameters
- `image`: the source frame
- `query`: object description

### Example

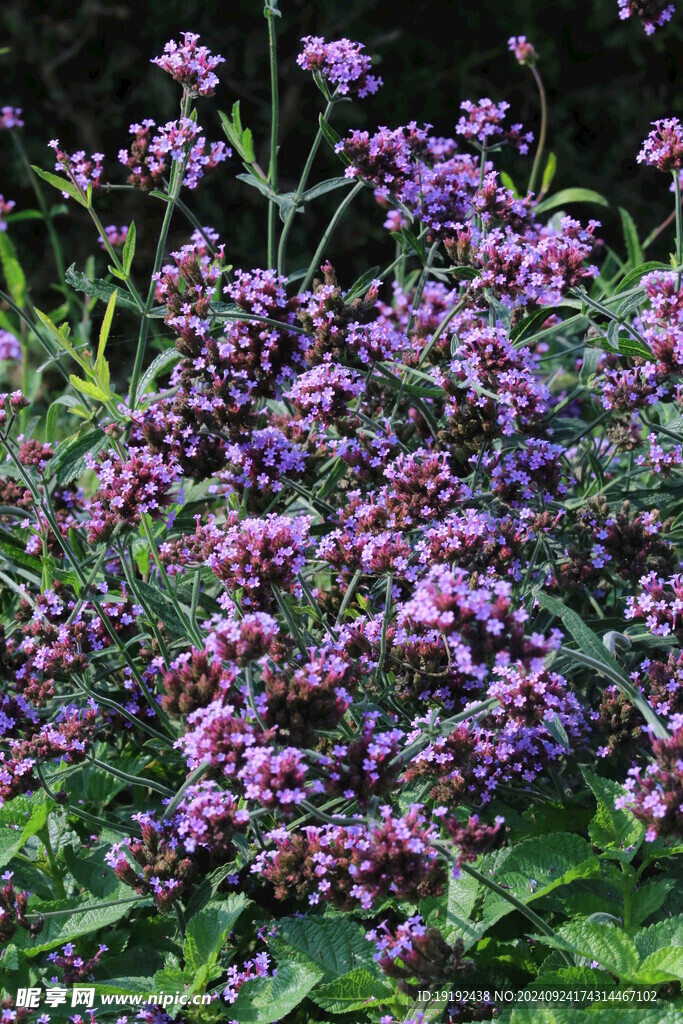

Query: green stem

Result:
[265,1,280,268]
[163,763,210,819]
[88,754,174,798]
[11,132,72,314]
[26,895,143,920]
[335,568,362,625]
[299,181,364,293]
[674,171,682,290]
[39,825,67,900]
[141,514,204,649]
[277,100,335,276]
[128,91,192,408]
[528,64,548,196]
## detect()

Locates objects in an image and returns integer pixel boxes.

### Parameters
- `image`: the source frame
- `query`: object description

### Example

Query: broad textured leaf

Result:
[0,794,49,868]
[309,967,394,1013]
[629,878,675,926]
[479,832,598,929]
[534,920,640,980]
[637,947,683,984]
[269,916,374,981]
[229,962,322,1023]
[15,891,143,956]
[633,916,683,959]
[582,768,645,861]
[183,896,249,973]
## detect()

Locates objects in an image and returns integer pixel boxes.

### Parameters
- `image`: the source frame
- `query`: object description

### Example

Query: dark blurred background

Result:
[2,0,682,296]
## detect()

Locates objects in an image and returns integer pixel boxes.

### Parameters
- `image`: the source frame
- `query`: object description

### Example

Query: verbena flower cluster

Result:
[1,9,682,1023]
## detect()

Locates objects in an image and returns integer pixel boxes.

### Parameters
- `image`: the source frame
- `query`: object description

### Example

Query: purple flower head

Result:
[152,31,225,96]
[618,0,675,35]
[297,36,382,98]
[638,118,683,171]
[0,330,20,362]
[456,98,533,153]
[48,140,104,197]
[0,107,23,130]
[508,36,537,65]
[0,195,15,232]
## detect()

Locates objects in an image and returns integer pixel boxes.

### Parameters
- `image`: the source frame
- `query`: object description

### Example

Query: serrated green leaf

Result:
[15,891,142,957]
[0,793,50,867]
[268,916,374,982]
[633,916,683,959]
[34,307,89,372]
[47,428,106,486]
[31,166,87,207]
[122,222,136,275]
[65,264,139,311]
[479,833,599,931]
[229,962,322,1023]
[629,878,675,927]
[309,967,394,1013]
[133,579,188,637]
[534,920,640,980]
[581,768,645,861]
[69,373,108,402]
[183,896,249,974]
[637,946,683,983]
[98,288,117,362]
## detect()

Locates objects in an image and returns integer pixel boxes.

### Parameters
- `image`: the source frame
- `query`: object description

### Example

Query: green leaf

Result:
[617,336,654,360]
[500,171,519,197]
[268,916,374,982]
[97,289,117,363]
[302,177,351,202]
[137,347,182,395]
[122,222,136,276]
[219,103,256,163]
[535,591,668,739]
[535,188,609,214]
[637,947,683,983]
[319,115,343,151]
[229,962,322,1023]
[534,920,640,980]
[34,307,89,372]
[511,305,575,343]
[15,891,142,957]
[65,264,139,311]
[309,967,394,1013]
[133,579,188,637]
[479,833,599,931]
[0,794,50,868]
[633,917,683,959]
[69,374,108,402]
[31,166,87,207]
[541,151,557,194]
[614,261,670,294]
[0,232,27,308]
[581,768,645,862]
[345,266,381,302]
[619,207,644,269]
[183,896,249,974]
[47,428,106,486]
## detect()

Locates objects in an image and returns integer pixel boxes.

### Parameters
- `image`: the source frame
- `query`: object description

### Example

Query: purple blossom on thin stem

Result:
[297,36,382,97]
[151,31,225,97]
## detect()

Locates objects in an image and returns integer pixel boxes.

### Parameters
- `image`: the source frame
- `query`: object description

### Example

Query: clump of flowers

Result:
[617,729,683,840]
[619,0,675,35]
[151,31,225,96]
[85,447,182,543]
[297,36,382,97]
